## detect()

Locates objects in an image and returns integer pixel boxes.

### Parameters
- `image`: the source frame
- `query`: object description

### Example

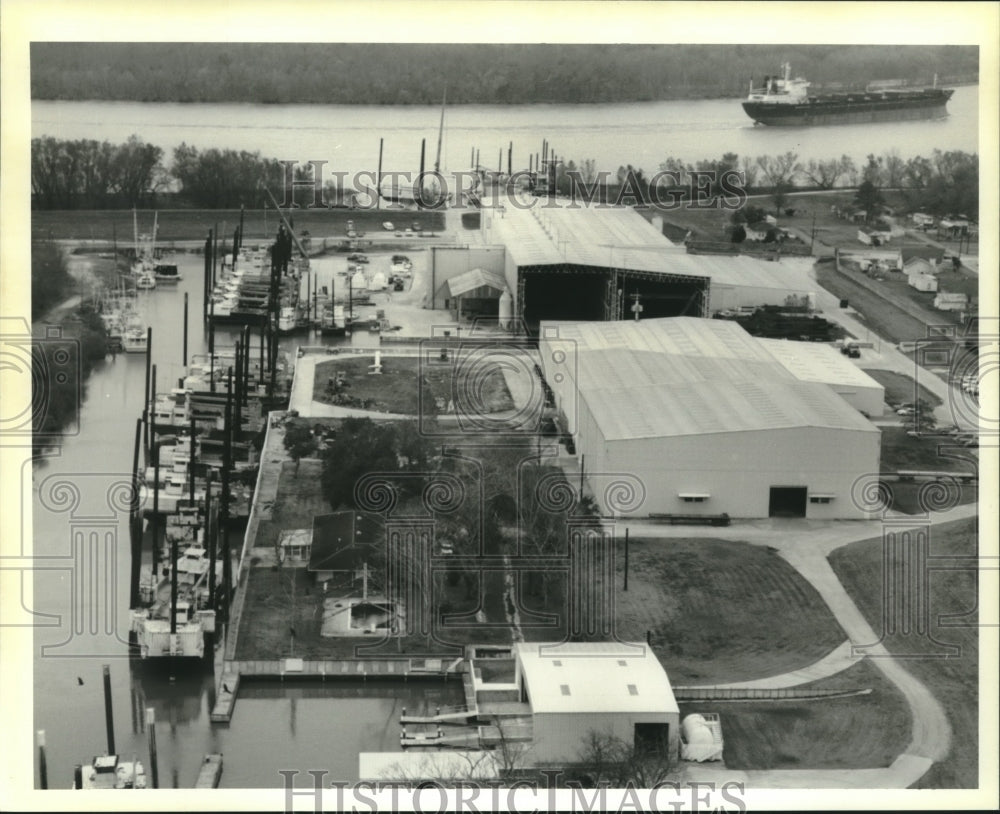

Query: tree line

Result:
[31,134,978,221]
[554,149,978,221]
[31,43,978,105]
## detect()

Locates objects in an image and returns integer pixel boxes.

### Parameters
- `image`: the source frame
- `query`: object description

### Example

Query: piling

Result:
[37,730,48,790]
[243,326,252,404]
[419,138,426,202]
[145,708,159,789]
[212,222,219,289]
[170,529,179,635]
[149,364,157,442]
[238,205,245,254]
[129,418,142,609]
[188,414,197,507]
[623,528,629,591]
[376,138,384,210]
[259,318,266,376]
[182,292,189,367]
[102,665,116,755]
[498,149,502,174]
[143,328,153,457]
[203,230,213,323]
[508,141,513,176]
[220,367,233,622]
[152,444,160,577]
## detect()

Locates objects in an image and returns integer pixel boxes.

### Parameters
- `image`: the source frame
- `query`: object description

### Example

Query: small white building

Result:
[513,642,680,765]
[934,291,969,312]
[908,273,939,293]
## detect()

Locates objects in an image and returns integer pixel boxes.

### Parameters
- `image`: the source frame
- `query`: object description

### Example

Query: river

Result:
[31,88,978,179]
[30,254,461,789]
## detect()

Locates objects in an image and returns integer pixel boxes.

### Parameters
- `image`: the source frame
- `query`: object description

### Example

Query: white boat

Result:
[74,755,147,789]
[121,316,149,353]
[135,269,157,290]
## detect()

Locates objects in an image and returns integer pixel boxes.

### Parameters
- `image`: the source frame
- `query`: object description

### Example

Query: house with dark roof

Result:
[308,511,385,584]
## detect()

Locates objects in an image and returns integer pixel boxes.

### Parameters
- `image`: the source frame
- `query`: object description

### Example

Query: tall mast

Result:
[434,87,447,175]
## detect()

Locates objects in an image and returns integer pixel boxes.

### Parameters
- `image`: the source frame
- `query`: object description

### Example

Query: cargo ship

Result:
[742,63,954,126]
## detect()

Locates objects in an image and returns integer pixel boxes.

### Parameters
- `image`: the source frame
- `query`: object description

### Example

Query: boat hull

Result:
[743,92,952,126]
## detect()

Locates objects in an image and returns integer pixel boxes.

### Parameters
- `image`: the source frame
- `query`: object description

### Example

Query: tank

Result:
[498,288,513,330]
[351,270,368,291]
[370,271,388,290]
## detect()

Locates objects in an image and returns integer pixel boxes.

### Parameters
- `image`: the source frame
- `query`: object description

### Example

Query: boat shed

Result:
[440,267,509,321]
[429,202,816,332]
[539,317,881,519]
[513,642,680,764]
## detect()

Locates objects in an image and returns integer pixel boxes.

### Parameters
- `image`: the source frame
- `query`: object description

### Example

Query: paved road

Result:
[635,503,977,789]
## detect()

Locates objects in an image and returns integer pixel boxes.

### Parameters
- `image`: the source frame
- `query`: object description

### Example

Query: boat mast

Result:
[434,86,447,175]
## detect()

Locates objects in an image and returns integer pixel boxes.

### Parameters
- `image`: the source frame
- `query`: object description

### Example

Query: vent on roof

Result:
[627,684,639,696]
[617,660,627,666]
[552,660,562,667]
[560,684,571,696]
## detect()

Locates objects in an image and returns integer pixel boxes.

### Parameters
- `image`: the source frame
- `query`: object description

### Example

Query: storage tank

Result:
[498,288,513,330]
[370,271,388,290]
[680,713,723,762]
[351,270,368,291]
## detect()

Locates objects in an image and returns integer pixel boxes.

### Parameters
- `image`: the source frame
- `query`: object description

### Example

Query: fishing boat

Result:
[742,63,954,126]
[74,755,147,790]
[154,263,182,284]
[120,310,149,354]
[135,269,157,290]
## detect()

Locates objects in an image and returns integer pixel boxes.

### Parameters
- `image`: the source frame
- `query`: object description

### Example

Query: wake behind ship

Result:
[742,63,954,126]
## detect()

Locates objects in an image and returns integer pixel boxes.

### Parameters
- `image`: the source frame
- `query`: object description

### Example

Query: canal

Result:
[30,249,462,788]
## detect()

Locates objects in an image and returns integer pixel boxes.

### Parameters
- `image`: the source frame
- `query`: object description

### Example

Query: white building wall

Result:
[530,712,679,765]
[429,246,507,309]
[585,426,880,520]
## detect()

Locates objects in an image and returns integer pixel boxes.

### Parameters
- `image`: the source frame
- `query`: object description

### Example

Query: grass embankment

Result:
[313,356,514,415]
[682,660,911,770]
[30,240,111,449]
[878,426,978,514]
[829,517,979,788]
[32,208,446,244]
[520,536,846,686]
[864,369,942,409]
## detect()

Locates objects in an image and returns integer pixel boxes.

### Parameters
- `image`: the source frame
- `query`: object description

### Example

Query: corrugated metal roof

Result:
[515,642,679,715]
[446,267,508,297]
[488,204,814,293]
[542,317,879,440]
[757,338,886,391]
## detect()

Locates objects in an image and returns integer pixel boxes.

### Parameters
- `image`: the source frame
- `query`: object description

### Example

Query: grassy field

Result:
[880,427,978,473]
[814,264,932,345]
[313,356,514,415]
[829,517,979,788]
[32,208,445,243]
[864,369,943,409]
[521,537,846,686]
[681,660,911,771]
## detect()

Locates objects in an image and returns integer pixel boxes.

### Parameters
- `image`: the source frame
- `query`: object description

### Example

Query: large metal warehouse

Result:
[539,317,883,520]
[428,203,817,332]
[513,642,680,764]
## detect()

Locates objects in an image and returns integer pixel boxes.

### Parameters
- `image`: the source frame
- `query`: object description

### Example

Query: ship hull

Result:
[743,92,953,126]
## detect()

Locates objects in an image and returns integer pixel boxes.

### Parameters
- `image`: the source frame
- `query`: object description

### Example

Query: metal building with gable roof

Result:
[513,642,680,764]
[540,317,882,519]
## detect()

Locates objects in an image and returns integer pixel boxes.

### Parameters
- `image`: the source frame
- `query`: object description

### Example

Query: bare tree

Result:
[576,728,676,787]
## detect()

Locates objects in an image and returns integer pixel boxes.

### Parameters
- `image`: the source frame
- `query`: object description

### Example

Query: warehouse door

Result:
[769,487,807,518]
[634,722,670,754]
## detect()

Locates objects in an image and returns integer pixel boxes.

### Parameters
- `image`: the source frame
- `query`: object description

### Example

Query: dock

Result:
[194,753,224,788]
